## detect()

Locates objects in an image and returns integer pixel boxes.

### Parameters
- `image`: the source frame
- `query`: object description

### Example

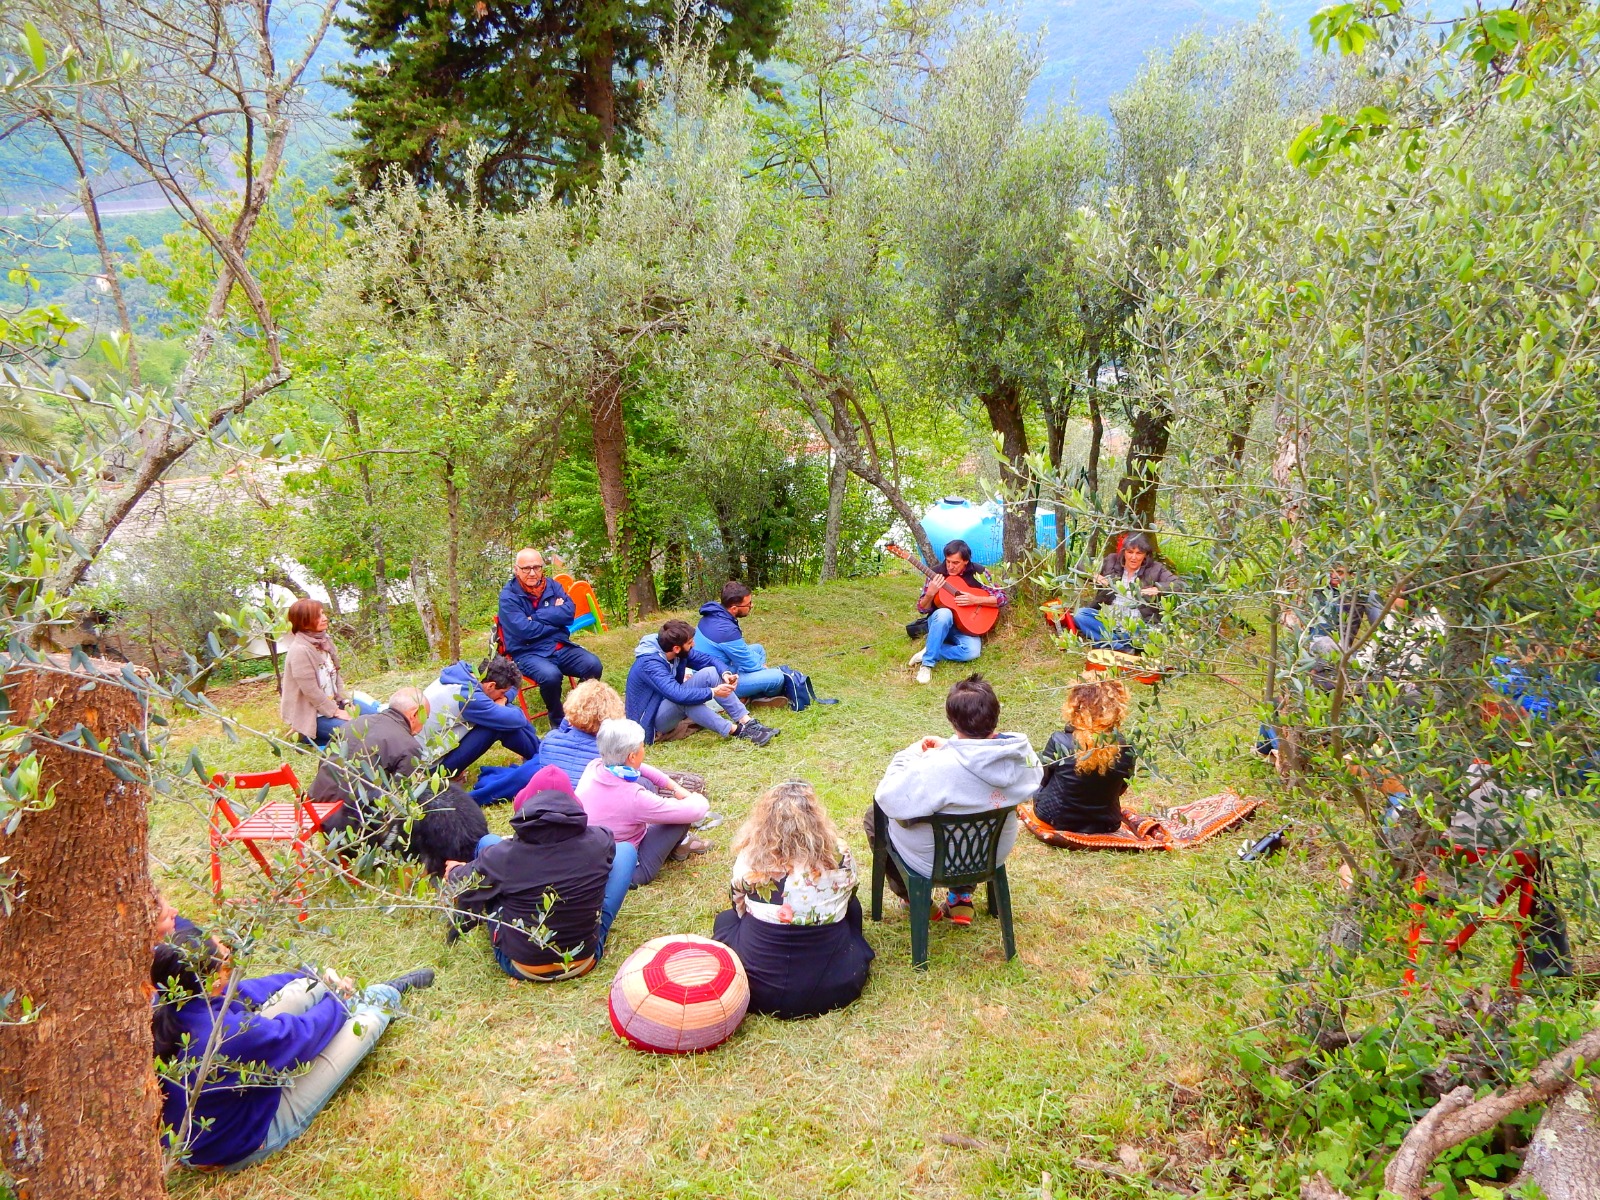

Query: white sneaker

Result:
[915,666,933,684]
[907,647,924,666]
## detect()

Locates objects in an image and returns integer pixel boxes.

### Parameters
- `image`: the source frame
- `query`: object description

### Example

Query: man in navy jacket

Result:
[625,618,778,746]
[497,548,603,725]
[422,655,540,776]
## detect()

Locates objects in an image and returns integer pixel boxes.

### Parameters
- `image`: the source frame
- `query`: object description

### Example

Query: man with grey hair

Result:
[576,717,711,886]
[496,547,603,726]
[312,686,491,873]
[310,686,430,815]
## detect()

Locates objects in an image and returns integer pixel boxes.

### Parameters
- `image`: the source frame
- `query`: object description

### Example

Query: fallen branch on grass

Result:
[1299,1026,1600,1200]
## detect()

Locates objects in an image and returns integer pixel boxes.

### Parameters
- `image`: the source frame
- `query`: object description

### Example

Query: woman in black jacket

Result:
[1034,680,1136,834]
[443,777,635,981]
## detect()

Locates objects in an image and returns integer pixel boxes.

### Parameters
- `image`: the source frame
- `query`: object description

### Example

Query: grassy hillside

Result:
[155,568,1332,1199]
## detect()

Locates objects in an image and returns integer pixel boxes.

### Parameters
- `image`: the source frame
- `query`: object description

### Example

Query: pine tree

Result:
[332,0,788,206]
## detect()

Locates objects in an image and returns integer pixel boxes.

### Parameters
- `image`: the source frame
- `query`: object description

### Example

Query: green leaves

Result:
[1286,107,1392,175]
[21,22,47,74]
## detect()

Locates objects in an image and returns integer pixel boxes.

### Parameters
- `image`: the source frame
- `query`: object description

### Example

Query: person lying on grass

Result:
[443,765,633,982]
[577,718,712,887]
[151,932,433,1171]
[867,674,1042,925]
[1033,679,1137,835]
[712,779,875,1019]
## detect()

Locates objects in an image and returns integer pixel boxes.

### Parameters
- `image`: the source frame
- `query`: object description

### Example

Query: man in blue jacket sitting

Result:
[693,581,787,701]
[422,655,541,777]
[497,548,603,726]
[626,618,779,746]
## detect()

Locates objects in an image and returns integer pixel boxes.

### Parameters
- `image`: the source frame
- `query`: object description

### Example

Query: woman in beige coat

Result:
[281,599,365,747]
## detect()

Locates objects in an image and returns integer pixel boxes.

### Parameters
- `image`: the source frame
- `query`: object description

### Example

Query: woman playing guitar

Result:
[892,538,1006,685]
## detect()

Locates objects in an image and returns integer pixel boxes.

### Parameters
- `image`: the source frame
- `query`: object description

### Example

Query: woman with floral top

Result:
[711,780,875,1018]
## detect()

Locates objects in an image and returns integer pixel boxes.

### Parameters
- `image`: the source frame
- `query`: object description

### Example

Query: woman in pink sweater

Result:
[577,718,711,886]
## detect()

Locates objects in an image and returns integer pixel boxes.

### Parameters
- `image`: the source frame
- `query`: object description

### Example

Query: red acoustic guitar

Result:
[884,542,1001,637]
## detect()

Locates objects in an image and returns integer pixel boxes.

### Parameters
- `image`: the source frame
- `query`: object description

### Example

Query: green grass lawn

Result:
[153,568,1332,1199]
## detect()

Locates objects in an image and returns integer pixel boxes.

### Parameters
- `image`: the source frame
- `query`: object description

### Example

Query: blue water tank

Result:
[1035,507,1066,551]
[919,497,1004,567]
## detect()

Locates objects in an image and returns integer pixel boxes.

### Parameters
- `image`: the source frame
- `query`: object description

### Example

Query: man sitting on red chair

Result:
[497,547,603,727]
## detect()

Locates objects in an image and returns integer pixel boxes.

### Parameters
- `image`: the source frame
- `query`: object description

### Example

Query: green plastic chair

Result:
[869,801,1017,970]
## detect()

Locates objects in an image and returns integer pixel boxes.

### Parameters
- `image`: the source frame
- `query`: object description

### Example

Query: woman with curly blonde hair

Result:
[711,780,874,1018]
[1032,679,1137,834]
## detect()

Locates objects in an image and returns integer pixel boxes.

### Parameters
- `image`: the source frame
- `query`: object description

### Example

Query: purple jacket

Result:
[159,973,346,1166]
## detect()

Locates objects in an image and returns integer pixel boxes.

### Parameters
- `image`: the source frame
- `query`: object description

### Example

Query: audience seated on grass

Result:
[711,780,874,1019]
[626,619,778,746]
[1072,533,1182,652]
[422,654,540,782]
[866,675,1041,925]
[694,580,787,701]
[577,718,711,887]
[444,765,633,982]
[151,932,434,1170]
[1032,680,1136,835]
[310,687,488,875]
[497,547,604,727]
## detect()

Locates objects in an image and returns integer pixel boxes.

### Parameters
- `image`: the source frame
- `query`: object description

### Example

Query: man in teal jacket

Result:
[693,581,786,701]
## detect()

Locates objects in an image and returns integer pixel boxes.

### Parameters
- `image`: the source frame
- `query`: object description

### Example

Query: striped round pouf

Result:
[608,935,750,1054]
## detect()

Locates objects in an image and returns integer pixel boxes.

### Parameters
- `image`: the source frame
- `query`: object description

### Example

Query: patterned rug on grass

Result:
[1019,789,1262,852]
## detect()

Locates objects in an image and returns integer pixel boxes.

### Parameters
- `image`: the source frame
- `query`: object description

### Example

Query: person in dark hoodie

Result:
[443,765,634,981]
[151,932,434,1169]
[625,618,778,746]
[496,547,603,727]
[422,654,540,780]
[693,580,786,701]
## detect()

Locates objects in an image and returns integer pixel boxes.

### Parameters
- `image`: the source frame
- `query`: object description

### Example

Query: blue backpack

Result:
[778,665,836,711]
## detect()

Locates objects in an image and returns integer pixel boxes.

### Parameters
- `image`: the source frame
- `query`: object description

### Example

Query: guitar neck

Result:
[889,547,938,582]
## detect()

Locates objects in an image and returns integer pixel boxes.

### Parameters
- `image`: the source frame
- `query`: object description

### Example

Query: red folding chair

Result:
[1404,845,1540,992]
[490,615,580,727]
[208,764,342,922]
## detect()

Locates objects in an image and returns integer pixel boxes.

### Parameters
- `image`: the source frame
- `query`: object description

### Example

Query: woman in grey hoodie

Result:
[869,675,1043,925]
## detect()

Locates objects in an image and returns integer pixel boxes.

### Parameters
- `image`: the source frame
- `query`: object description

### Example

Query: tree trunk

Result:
[588,364,656,623]
[821,451,848,582]
[442,458,462,660]
[980,378,1032,563]
[582,23,617,145]
[0,660,165,1199]
[1116,397,1172,528]
[1044,385,1073,577]
[347,410,397,670]
[1515,1080,1600,1200]
[410,557,443,661]
[1085,354,1105,503]
[267,634,282,695]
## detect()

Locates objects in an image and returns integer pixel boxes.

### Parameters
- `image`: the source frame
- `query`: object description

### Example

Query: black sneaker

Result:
[383,968,436,994]
[748,719,782,738]
[735,721,776,747]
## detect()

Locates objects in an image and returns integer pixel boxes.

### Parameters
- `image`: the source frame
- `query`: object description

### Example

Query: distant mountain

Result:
[1016,0,1326,111]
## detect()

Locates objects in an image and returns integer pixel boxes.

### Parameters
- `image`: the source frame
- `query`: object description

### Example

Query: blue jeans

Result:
[921,607,982,668]
[489,841,637,979]
[655,665,749,736]
[227,980,402,1169]
[470,759,542,806]
[439,723,541,776]
[1073,606,1138,651]
[733,666,786,700]
[512,644,603,726]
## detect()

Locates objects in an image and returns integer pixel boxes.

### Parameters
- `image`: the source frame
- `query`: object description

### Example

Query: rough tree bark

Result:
[347,423,397,669]
[0,660,163,1198]
[1302,1026,1600,1200]
[980,378,1032,564]
[821,451,849,582]
[442,458,463,660]
[409,558,443,661]
[587,365,657,623]
[1116,397,1172,529]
